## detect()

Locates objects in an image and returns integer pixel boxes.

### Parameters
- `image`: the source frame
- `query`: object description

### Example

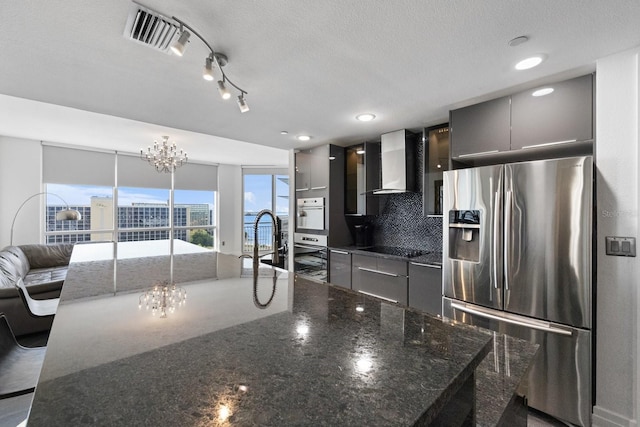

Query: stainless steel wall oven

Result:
[293,233,327,282]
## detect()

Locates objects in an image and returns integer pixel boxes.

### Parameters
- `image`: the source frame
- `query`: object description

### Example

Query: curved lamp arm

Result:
[10,192,82,245]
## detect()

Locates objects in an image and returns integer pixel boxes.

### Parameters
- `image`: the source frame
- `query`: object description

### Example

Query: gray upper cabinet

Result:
[450,74,594,160]
[450,96,511,158]
[511,74,593,150]
[295,145,330,196]
[295,151,311,192]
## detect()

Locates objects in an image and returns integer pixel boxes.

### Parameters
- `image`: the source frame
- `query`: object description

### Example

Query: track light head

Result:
[165,18,249,112]
[237,95,249,113]
[217,80,231,100]
[203,56,214,81]
[170,30,190,56]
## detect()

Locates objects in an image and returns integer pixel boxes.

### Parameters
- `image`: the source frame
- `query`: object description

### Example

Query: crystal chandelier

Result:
[140,135,188,173]
[139,281,187,318]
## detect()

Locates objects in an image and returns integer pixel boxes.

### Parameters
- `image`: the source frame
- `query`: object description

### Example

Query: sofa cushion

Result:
[1,246,30,277]
[20,244,73,269]
[24,266,67,287]
[0,255,20,288]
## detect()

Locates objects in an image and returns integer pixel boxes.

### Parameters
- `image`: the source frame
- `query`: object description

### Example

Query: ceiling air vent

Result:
[123,3,179,53]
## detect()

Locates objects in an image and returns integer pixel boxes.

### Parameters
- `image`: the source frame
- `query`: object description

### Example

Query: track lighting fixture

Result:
[217,79,231,100]
[169,16,249,113]
[203,55,214,81]
[170,29,190,56]
[237,95,249,113]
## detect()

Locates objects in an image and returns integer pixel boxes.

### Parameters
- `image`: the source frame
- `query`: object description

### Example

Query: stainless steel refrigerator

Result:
[442,156,593,426]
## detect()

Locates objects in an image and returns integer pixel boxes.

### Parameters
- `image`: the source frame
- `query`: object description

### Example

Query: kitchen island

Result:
[27,242,534,426]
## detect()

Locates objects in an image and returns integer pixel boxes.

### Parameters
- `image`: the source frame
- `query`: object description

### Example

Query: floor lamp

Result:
[10,192,82,245]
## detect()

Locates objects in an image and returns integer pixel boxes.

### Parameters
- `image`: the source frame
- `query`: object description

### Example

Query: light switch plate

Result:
[605,236,636,257]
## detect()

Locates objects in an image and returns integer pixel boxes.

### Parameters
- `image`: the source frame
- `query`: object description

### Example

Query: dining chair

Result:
[0,314,46,399]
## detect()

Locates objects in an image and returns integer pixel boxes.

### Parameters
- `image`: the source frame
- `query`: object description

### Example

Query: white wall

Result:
[0,136,42,247]
[215,164,243,279]
[593,47,640,427]
[217,164,243,255]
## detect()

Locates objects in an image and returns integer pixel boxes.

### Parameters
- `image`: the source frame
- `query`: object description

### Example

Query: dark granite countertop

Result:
[28,244,499,426]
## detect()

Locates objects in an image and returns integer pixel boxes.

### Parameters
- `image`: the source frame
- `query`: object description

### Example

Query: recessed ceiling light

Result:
[532,87,554,97]
[356,113,376,122]
[297,135,311,141]
[280,131,288,135]
[515,55,545,70]
[356,149,365,155]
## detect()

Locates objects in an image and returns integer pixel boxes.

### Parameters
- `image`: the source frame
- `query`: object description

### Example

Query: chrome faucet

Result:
[239,209,282,308]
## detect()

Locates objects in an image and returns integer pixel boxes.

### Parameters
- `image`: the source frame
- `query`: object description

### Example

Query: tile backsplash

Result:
[370,192,443,253]
[370,138,443,253]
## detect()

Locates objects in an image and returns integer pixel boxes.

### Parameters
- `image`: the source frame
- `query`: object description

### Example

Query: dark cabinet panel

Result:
[423,124,449,215]
[450,96,511,158]
[511,74,593,150]
[408,262,442,317]
[352,254,408,305]
[345,142,380,215]
[329,249,351,289]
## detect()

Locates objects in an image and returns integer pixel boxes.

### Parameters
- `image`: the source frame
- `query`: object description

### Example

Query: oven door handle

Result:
[294,244,325,250]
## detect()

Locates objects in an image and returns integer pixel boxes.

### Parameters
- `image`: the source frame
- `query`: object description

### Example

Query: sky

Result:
[243,174,289,216]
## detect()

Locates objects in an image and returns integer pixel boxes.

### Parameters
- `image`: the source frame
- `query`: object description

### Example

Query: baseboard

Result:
[592,406,637,427]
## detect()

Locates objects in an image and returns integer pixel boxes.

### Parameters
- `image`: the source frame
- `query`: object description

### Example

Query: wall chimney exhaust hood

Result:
[373,129,416,194]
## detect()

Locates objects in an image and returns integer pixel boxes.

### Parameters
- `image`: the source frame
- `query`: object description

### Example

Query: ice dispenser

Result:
[448,210,480,262]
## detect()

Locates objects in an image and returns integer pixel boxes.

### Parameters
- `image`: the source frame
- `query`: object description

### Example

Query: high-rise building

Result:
[46,198,212,244]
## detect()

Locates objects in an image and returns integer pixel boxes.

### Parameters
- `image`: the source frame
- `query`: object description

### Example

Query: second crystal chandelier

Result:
[170,17,249,113]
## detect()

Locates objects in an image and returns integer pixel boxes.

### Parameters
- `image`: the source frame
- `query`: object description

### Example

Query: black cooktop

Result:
[359,246,425,258]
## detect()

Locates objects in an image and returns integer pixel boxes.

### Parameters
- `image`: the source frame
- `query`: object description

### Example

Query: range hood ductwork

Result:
[373,129,417,194]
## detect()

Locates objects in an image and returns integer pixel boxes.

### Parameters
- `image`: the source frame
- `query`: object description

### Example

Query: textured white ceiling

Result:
[1,0,639,163]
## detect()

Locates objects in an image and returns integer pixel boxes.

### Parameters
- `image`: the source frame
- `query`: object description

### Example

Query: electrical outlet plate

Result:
[605,236,636,257]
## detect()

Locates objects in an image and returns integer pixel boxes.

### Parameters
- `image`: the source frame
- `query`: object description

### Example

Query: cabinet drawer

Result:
[376,257,408,276]
[352,254,408,305]
[352,254,378,270]
[353,268,408,305]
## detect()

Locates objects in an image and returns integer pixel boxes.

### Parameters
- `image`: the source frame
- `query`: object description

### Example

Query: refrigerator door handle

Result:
[504,190,512,291]
[450,302,573,336]
[492,190,500,290]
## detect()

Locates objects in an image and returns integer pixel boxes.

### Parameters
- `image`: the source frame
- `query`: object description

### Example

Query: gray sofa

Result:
[0,244,73,336]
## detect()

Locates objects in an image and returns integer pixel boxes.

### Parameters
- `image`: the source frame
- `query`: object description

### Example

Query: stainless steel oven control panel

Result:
[294,233,327,247]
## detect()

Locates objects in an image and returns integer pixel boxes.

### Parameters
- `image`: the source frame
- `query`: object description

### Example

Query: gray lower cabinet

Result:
[329,249,351,289]
[352,254,408,305]
[408,262,443,316]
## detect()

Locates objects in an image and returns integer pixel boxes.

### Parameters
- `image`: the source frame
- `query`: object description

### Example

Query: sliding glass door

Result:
[242,170,288,255]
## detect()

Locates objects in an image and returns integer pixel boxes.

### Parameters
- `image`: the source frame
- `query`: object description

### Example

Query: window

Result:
[44,183,113,244]
[174,189,216,249]
[42,146,218,251]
